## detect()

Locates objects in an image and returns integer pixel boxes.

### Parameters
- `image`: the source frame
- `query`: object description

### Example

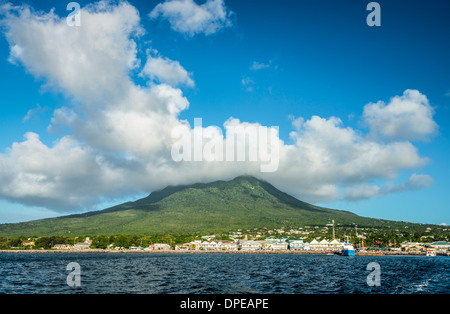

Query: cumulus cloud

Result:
[0,1,191,210]
[343,173,434,201]
[1,1,143,105]
[363,89,438,141]
[268,115,429,203]
[149,0,233,36]
[0,132,127,210]
[141,52,195,87]
[0,1,438,213]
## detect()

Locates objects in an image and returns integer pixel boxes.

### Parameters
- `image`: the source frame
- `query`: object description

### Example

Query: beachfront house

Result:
[240,240,262,251]
[73,238,92,250]
[329,239,343,251]
[430,241,450,252]
[175,243,192,250]
[175,240,238,251]
[22,241,35,247]
[74,242,90,250]
[304,239,319,251]
[175,240,202,250]
[199,241,220,250]
[302,239,343,251]
[217,240,239,251]
[149,243,171,250]
[289,240,304,251]
[53,244,72,250]
[401,242,426,252]
[265,240,288,251]
[319,239,329,250]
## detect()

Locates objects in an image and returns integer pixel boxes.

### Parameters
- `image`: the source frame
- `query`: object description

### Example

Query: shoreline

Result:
[0,249,439,256]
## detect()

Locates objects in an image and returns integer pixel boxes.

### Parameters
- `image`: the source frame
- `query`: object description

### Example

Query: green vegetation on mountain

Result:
[0,176,437,237]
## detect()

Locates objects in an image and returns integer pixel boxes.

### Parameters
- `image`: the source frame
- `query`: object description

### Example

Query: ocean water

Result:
[0,253,448,294]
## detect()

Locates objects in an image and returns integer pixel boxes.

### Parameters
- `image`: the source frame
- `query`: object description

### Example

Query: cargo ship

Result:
[340,235,355,256]
[341,243,355,256]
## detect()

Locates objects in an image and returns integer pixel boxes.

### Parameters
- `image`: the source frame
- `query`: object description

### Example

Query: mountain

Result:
[0,176,426,237]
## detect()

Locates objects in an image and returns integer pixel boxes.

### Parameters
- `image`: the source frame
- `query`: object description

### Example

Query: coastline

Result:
[0,249,436,256]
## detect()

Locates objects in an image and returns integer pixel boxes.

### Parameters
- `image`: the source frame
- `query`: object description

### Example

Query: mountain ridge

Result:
[0,176,432,237]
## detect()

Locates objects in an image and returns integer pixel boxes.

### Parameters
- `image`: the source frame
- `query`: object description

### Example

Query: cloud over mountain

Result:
[0,1,437,212]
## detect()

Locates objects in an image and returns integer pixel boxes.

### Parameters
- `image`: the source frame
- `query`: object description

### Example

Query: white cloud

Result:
[343,184,380,202]
[272,115,429,203]
[250,61,271,71]
[0,132,127,210]
[1,1,143,105]
[405,173,434,189]
[141,53,195,87]
[343,173,434,201]
[149,0,233,36]
[0,1,438,213]
[0,1,192,210]
[23,104,45,122]
[363,89,438,141]
[288,115,304,131]
[1,1,190,155]
[241,76,254,92]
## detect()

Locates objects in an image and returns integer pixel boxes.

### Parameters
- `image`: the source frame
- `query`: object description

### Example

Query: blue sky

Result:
[0,0,449,225]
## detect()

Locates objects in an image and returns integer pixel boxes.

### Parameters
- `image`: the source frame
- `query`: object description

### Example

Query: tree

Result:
[113,234,130,248]
[8,238,22,248]
[35,237,53,249]
[91,236,110,249]
[34,236,69,249]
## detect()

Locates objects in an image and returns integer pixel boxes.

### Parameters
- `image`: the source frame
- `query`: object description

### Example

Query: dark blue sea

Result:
[0,253,448,294]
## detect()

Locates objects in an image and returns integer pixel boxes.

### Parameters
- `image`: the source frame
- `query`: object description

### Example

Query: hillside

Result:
[0,176,430,237]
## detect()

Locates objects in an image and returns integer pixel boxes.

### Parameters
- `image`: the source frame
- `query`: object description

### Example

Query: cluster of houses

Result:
[48,237,346,252]
[129,239,450,253]
[400,241,450,254]
[174,238,345,252]
[44,236,450,254]
[52,237,93,250]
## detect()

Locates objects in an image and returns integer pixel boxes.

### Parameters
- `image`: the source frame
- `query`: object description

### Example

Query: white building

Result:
[289,240,304,251]
[303,239,343,251]
[304,239,319,251]
[430,241,450,251]
[175,240,238,251]
[53,244,72,250]
[329,239,343,251]
[217,240,239,251]
[199,241,220,250]
[265,241,288,251]
[149,243,171,250]
[240,240,262,251]
[73,237,92,250]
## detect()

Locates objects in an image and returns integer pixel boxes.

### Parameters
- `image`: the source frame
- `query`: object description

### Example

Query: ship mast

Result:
[332,220,335,240]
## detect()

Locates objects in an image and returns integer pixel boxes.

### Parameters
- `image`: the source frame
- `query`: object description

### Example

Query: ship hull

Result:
[342,249,355,256]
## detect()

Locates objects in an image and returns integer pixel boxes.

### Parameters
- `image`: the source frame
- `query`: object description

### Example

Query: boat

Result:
[341,235,355,256]
[426,249,436,257]
[341,243,355,256]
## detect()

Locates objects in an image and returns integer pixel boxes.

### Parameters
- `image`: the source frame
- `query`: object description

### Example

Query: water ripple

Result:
[0,253,448,294]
